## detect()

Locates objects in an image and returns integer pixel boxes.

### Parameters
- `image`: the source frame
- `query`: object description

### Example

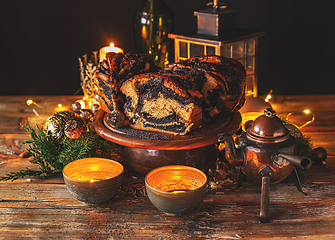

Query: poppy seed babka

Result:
[120,73,203,135]
[95,54,246,135]
[95,52,160,113]
[179,56,246,120]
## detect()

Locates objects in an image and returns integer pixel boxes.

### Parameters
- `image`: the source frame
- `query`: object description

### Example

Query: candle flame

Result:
[171,190,186,193]
[105,42,123,54]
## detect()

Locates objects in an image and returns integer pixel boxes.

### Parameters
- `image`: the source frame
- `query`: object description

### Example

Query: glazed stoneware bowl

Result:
[145,165,207,215]
[63,158,124,204]
[93,110,241,176]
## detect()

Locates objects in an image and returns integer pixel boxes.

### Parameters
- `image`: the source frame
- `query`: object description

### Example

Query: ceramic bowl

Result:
[92,109,241,176]
[145,165,207,215]
[63,158,124,204]
[121,144,218,176]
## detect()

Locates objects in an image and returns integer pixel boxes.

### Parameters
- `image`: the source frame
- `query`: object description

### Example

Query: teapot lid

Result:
[247,108,290,143]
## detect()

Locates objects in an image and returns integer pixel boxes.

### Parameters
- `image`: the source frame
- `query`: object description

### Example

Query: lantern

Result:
[168,0,264,97]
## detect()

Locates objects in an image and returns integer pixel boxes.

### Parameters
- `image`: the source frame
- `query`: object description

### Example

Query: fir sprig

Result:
[296,133,313,159]
[279,115,314,183]
[279,115,314,158]
[0,120,121,182]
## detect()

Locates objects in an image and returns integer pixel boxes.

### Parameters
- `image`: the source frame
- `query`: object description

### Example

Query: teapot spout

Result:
[218,133,244,166]
[274,153,312,170]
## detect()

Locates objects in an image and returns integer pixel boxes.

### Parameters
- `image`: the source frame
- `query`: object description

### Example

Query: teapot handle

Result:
[218,133,244,166]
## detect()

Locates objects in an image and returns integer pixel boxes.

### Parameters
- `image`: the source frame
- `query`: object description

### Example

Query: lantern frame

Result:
[169,29,264,97]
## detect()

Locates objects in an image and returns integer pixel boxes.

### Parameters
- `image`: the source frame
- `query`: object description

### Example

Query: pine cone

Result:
[64,120,84,139]
[106,110,125,128]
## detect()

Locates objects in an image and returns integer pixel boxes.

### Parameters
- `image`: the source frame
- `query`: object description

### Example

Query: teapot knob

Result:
[264,108,276,118]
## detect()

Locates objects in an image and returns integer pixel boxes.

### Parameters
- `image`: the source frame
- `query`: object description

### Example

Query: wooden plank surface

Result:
[1,95,335,239]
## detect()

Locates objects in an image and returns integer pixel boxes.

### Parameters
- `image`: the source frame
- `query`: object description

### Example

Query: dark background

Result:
[0,0,334,96]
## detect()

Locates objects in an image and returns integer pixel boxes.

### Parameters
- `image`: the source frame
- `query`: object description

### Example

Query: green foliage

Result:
[280,115,314,158]
[280,115,314,183]
[0,120,120,182]
[296,133,313,159]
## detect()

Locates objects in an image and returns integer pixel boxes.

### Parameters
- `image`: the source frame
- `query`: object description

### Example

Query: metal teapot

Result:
[218,108,312,222]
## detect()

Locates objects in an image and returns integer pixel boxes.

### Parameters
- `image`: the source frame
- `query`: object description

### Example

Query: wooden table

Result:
[1,95,335,239]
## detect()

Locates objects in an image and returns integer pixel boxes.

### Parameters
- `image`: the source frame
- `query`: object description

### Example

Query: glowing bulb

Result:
[286,109,315,129]
[265,90,273,102]
[58,103,63,108]
[26,99,33,106]
[26,99,42,108]
[26,99,40,116]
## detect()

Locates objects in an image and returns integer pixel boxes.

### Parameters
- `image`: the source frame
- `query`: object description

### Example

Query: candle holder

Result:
[145,165,207,215]
[78,52,99,103]
[63,158,124,204]
[99,42,123,63]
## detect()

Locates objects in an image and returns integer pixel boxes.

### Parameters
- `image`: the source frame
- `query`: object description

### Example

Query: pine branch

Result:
[0,118,121,182]
[57,133,92,166]
[0,168,47,182]
[296,133,314,159]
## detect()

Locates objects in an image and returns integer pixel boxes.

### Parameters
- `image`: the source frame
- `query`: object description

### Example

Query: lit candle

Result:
[99,42,123,63]
[145,165,207,215]
[75,97,98,110]
[63,158,124,204]
[63,158,123,182]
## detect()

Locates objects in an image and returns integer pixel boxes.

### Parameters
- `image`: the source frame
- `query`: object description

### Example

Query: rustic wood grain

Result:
[1,95,335,239]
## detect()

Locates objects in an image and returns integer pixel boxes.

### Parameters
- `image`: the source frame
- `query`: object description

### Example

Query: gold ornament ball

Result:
[43,111,83,142]
[311,147,327,165]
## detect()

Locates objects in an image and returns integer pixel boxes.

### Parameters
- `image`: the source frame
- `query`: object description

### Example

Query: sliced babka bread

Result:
[95,52,159,113]
[96,54,246,135]
[180,56,246,120]
[120,73,203,135]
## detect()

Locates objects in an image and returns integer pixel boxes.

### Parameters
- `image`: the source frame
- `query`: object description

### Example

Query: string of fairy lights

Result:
[26,96,94,116]
[25,90,315,131]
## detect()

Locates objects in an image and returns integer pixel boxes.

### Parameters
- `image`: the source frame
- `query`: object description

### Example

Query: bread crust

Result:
[96,54,246,135]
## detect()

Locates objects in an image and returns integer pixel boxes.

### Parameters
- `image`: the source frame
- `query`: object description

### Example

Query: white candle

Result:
[99,42,123,62]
